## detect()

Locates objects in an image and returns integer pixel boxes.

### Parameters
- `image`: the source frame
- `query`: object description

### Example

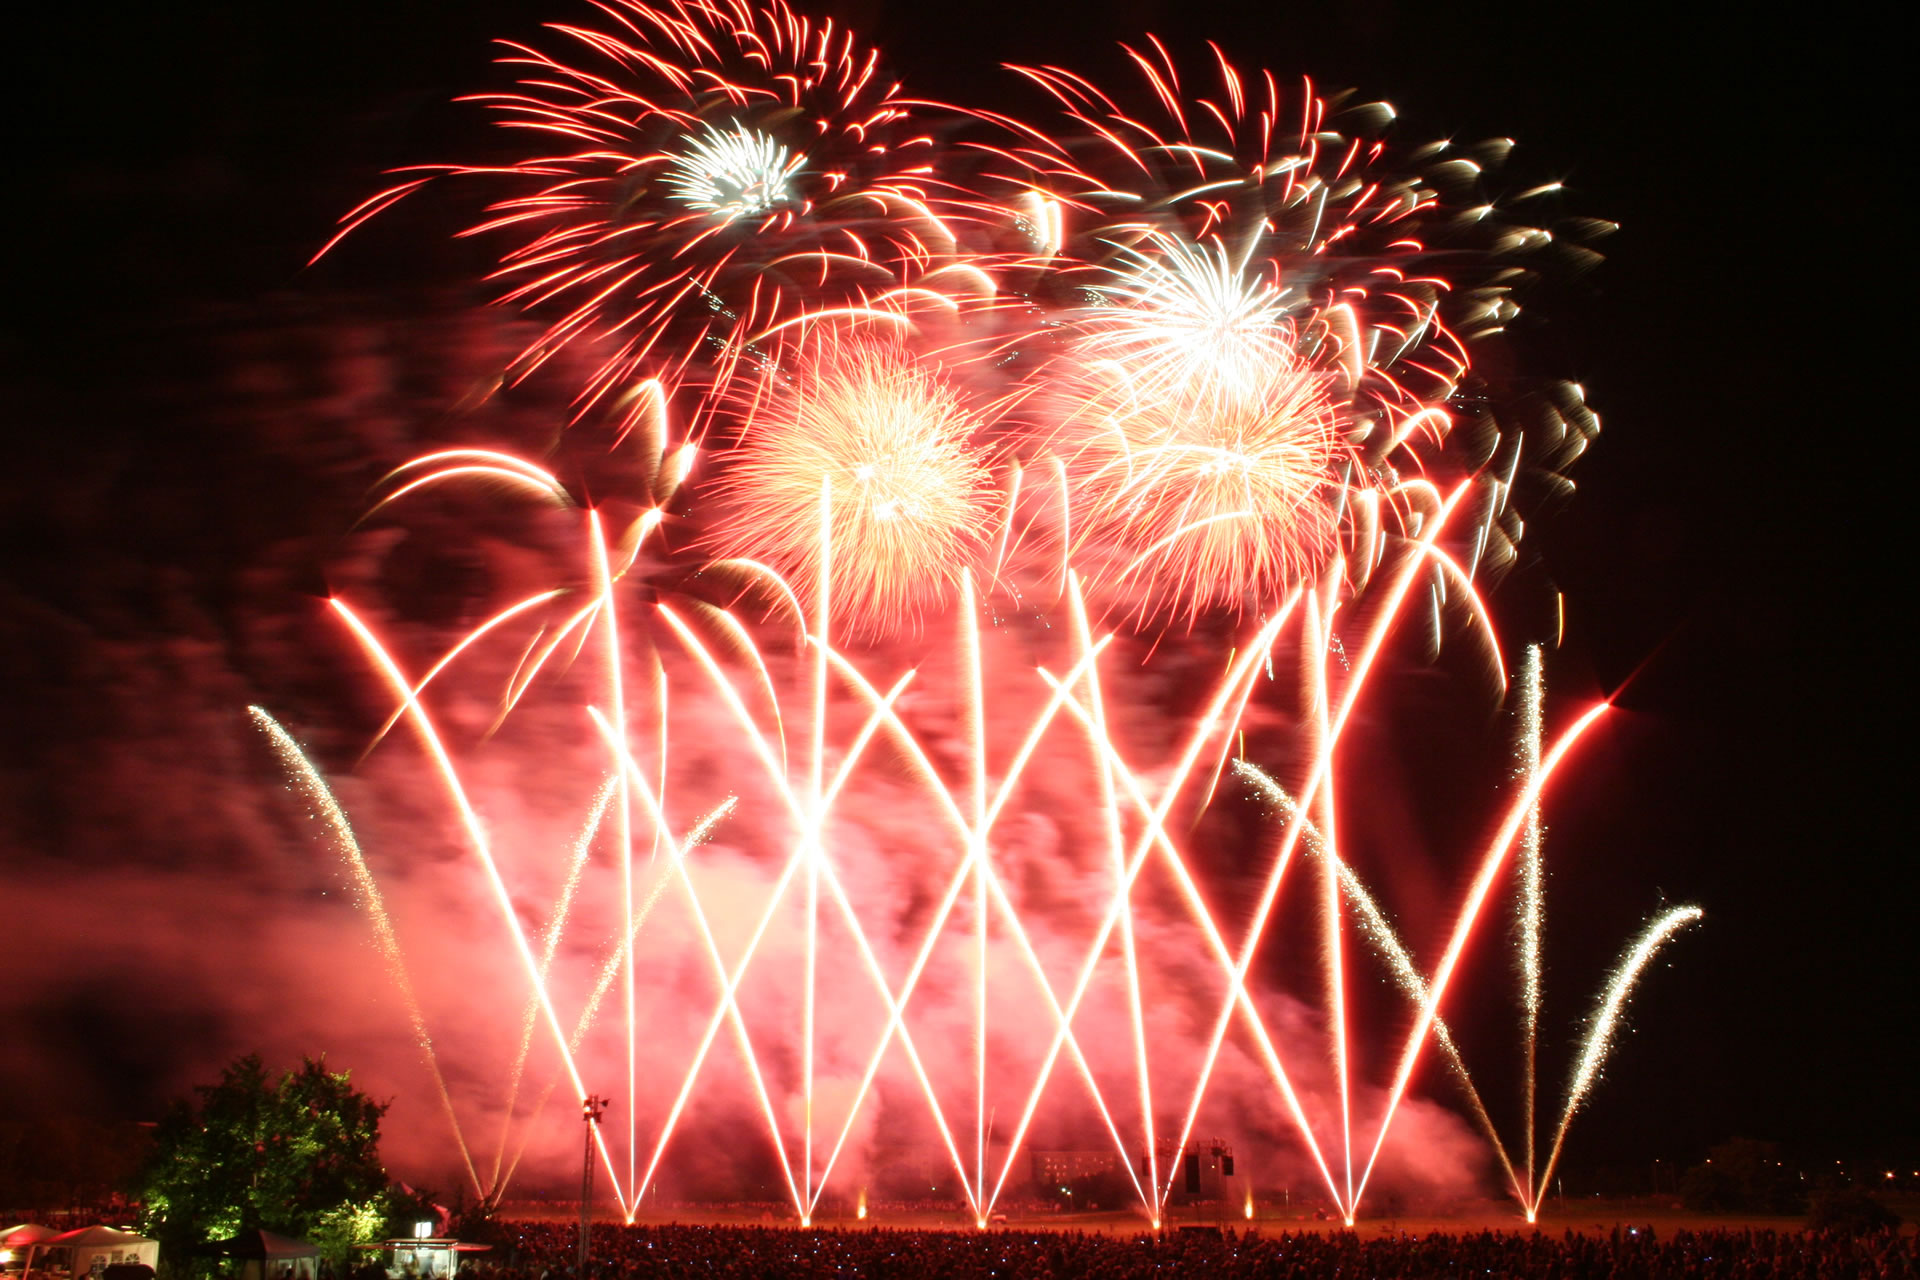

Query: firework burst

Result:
[323,0,967,430]
[288,3,1673,1228]
[1073,230,1293,402]
[706,336,998,633]
[971,42,1609,602]
[1048,330,1352,619]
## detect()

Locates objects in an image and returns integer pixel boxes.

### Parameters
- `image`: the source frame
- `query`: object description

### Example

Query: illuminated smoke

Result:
[276,0,1654,1228]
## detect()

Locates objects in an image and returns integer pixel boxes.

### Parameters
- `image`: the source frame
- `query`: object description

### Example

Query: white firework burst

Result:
[663,122,803,221]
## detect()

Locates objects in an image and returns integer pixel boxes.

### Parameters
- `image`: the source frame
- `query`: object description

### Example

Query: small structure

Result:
[40,1227,160,1277]
[3,1224,62,1274]
[208,1231,320,1280]
[367,1238,487,1279]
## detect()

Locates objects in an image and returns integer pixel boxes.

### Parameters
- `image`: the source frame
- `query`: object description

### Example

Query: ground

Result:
[498,1196,1919,1239]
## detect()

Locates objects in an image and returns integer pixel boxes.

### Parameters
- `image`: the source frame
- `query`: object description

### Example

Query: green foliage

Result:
[1807,1187,1903,1235]
[308,1196,393,1264]
[138,1055,392,1268]
[1679,1137,1805,1214]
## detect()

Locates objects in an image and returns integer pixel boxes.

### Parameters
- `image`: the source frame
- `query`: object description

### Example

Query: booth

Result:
[366,1239,488,1279]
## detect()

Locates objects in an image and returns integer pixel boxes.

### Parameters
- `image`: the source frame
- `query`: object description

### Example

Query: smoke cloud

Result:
[1,294,1492,1213]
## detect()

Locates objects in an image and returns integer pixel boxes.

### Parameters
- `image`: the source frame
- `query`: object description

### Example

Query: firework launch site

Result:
[383,1217,1920,1278]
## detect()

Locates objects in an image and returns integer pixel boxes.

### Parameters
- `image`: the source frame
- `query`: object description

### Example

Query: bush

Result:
[1679,1138,1803,1214]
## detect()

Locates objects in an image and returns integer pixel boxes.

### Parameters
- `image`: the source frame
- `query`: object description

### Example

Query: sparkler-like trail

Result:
[1517,645,1545,1216]
[1354,701,1610,1209]
[248,708,483,1198]
[330,600,628,1208]
[1536,906,1703,1201]
[293,1,1684,1224]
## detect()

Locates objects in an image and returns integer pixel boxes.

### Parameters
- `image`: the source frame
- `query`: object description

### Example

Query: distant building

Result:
[1030,1149,1125,1188]
[1153,1137,1237,1204]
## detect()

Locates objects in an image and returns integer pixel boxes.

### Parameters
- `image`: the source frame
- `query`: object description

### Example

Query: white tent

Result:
[41,1227,159,1276]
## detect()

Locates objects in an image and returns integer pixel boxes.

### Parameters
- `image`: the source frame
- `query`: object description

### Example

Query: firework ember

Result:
[286,0,1680,1230]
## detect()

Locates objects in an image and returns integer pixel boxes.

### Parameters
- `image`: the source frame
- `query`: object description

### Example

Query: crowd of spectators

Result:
[454,1218,1916,1279]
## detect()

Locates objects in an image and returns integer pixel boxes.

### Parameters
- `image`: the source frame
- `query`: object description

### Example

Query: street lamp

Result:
[578,1095,609,1274]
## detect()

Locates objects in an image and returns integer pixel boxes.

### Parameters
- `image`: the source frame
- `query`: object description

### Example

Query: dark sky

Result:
[5,0,1905,1195]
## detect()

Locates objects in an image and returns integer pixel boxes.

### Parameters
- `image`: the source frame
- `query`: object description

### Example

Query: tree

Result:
[1679,1138,1804,1214]
[139,1055,392,1270]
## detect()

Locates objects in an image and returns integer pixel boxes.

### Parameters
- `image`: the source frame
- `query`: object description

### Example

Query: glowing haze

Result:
[261,0,1695,1229]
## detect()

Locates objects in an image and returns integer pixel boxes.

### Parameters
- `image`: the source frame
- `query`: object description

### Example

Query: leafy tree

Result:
[1679,1137,1804,1214]
[139,1055,392,1269]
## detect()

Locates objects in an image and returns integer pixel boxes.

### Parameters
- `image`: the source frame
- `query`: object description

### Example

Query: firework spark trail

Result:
[962,577,990,1222]
[1161,486,1475,1223]
[1064,578,1159,1223]
[1353,700,1611,1209]
[329,599,629,1207]
[497,796,734,1200]
[1305,590,1356,1209]
[585,509,644,1195]
[663,592,1143,1218]
[1535,906,1703,1201]
[358,589,564,763]
[599,653,991,1222]
[653,597,1008,1202]
[248,707,485,1198]
[804,485,829,1217]
[1517,644,1545,1211]
[785,611,1160,1216]
[492,775,615,1195]
[1233,760,1528,1206]
[990,598,1340,1217]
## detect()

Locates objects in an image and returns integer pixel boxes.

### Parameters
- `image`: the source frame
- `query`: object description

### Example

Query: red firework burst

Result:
[322,0,972,431]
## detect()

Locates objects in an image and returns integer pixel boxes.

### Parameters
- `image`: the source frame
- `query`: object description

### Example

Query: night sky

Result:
[5,0,1904,1197]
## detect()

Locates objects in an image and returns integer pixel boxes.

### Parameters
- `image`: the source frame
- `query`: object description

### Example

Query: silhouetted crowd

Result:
[461,1219,1917,1278]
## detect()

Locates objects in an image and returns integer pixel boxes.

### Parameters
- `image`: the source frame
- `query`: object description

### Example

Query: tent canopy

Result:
[210,1232,319,1261]
[39,1225,160,1274]
[3,1225,62,1247]
[45,1228,152,1248]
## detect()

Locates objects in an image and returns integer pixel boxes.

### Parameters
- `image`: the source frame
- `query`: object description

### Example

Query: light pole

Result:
[578,1095,609,1275]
